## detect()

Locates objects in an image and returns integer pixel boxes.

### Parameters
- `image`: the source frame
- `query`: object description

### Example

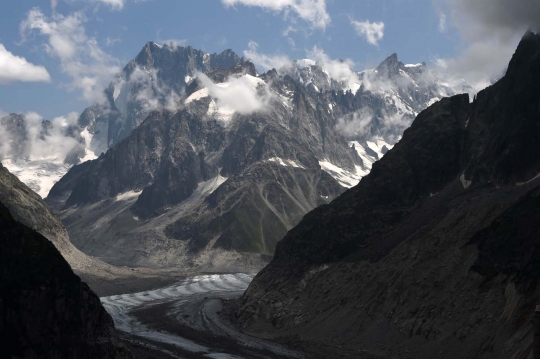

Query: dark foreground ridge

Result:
[237,32,540,359]
[0,198,131,358]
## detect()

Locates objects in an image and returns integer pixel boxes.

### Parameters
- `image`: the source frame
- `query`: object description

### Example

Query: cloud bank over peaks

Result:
[222,0,330,29]
[0,44,51,84]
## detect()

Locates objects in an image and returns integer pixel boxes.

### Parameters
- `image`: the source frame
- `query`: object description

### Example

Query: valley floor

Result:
[101,274,302,359]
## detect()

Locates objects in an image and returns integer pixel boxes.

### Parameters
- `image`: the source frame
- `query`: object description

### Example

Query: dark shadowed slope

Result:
[0,198,131,358]
[236,32,540,359]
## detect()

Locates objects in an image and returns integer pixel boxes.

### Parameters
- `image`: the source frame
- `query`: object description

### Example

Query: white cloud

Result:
[162,39,188,49]
[243,41,292,72]
[307,46,359,88]
[0,111,80,163]
[105,37,121,47]
[94,0,125,10]
[438,13,447,33]
[350,19,385,46]
[125,65,182,113]
[336,107,413,143]
[0,44,51,84]
[197,72,272,115]
[222,0,330,29]
[336,108,373,137]
[20,8,121,103]
[432,0,540,95]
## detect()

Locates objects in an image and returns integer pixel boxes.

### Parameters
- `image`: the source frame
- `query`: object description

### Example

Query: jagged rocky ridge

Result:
[0,43,243,198]
[235,32,540,359]
[1,42,459,201]
[0,197,130,358]
[42,44,462,270]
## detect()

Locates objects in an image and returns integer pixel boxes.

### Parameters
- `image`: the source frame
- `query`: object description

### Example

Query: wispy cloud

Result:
[438,13,447,33]
[307,46,359,88]
[0,111,80,163]
[350,19,385,46]
[0,44,51,84]
[222,0,330,29]
[197,72,273,116]
[20,8,121,103]
[93,0,125,10]
[243,41,292,72]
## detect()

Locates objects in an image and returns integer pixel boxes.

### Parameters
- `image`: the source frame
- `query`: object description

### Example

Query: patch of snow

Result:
[319,160,365,188]
[2,159,70,198]
[196,175,228,196]
[460,172,472,189]
[427,97,440,107]
[113,85,121,101]
[349,139,393,175]
[185,88,210,104]
[115,190,142,202]
[349,82,361,95]
[185,75,193,84]
[241,74,265,88]
[266,157,305,169]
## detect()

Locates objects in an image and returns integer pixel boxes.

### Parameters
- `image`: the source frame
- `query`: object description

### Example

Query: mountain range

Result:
[235,31,540,359]
[0,41,463,271]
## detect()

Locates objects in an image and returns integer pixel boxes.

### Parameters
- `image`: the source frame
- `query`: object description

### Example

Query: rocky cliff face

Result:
[0,198,130,358]
[236,32,540,359]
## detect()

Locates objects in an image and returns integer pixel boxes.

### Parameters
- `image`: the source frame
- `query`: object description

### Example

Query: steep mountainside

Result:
[0,163,182,296]
[236,32,540,359]
[0,198,130,358]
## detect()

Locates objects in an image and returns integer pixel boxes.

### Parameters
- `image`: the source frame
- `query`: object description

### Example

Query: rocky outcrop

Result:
[0,198,131,358]
[236,32,540,359]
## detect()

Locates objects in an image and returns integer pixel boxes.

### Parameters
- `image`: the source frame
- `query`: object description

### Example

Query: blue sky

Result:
[0,0,536,120]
